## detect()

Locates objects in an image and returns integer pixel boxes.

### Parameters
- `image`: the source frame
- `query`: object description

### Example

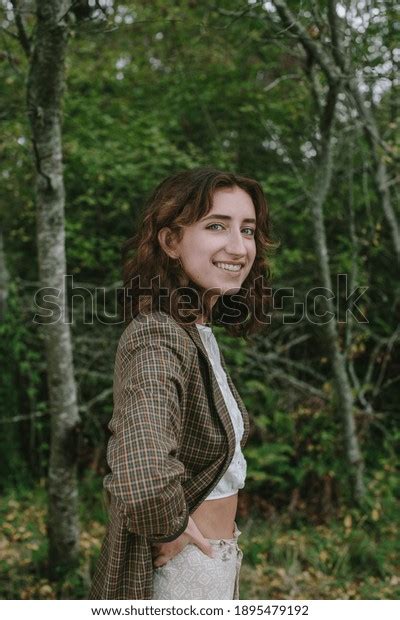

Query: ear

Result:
[158,227,179,259]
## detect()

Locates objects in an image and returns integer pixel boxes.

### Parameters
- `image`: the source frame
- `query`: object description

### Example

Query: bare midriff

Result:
[190,493,238,539]
[191,320,239,540]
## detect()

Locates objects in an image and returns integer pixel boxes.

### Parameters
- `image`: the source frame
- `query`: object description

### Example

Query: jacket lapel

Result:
[181,322,249,450]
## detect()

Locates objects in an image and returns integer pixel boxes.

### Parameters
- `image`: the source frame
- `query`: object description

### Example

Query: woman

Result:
[90,167,274,600]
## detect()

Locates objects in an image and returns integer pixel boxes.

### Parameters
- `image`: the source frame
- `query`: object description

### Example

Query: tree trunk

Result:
[347,82,400,264]
[26,0,80,574]
[271,0,400,265]
[269,0,366,503]
[309,90,366,504]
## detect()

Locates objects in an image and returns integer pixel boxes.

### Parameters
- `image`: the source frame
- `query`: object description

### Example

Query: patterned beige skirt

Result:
[152,521,243,600]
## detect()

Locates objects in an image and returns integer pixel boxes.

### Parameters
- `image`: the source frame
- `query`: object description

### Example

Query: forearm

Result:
[105,470,190,543]
[108,321,192,543]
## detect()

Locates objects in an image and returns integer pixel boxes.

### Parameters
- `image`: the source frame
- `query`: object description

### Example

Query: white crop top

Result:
[195,324,247,500]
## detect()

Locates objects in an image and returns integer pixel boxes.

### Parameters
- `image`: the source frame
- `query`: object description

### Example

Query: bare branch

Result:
[271,0,341,86]
[262,73,299,93]
[327,0,347,72]
[210,4,260,29]
[0,411,48,424]
[268,368,328,400]
[372,326,400,399]
[270,0,400,264]
[306,62,324,117]
[78,387,113,413]
[0,28,23,75]
[10,0,31,57]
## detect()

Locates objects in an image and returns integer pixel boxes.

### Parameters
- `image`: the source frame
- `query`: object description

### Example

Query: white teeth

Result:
[214,262,242,272]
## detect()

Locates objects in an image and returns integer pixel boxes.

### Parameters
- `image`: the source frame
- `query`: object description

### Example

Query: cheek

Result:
[249,244,256,264]
[245,251,256,276]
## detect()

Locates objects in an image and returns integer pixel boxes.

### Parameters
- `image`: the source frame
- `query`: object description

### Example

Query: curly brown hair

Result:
[119,166,279,337]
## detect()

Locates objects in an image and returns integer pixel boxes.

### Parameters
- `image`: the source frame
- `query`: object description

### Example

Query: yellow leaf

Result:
[344,514,352,529]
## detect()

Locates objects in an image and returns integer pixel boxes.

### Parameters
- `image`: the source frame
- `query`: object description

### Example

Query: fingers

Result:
[153,558,168,569]
[196,539,216,558]
[152,540,184,567]
[185,519,216,558]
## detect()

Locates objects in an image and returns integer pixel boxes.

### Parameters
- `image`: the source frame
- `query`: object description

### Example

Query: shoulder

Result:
[118,311,196,366]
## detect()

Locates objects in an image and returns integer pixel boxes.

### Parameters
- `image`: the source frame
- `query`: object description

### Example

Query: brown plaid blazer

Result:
[89,310,250,600]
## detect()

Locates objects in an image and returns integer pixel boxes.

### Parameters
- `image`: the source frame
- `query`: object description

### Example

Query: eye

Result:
[206,223,224,231]
[206,223,255,236]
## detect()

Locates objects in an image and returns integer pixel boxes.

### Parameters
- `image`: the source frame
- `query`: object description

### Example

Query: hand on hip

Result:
[151,516,215,568]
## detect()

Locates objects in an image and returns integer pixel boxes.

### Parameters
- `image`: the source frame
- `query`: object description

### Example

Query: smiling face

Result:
[158,185,257,317]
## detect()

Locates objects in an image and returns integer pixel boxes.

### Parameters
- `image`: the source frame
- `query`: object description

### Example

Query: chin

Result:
[221,285,242,295]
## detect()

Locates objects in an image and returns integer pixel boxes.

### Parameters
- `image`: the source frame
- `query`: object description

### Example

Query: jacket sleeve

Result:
[104,319,192,543]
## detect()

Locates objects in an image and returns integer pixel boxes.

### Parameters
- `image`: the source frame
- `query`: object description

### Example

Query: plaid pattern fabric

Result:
[89,311,250,600]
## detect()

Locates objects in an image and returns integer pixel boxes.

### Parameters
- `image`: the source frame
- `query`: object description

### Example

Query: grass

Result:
[1,474,399,600]
[238,514,400,599]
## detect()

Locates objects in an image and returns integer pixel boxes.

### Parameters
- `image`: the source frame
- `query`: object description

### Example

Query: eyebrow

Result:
[202,214,256,224]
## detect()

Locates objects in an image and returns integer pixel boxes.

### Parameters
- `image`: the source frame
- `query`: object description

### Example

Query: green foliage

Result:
[243,387,344,504]
[1,476,398,599]
[0,1,398,597]
[0,281,48,488]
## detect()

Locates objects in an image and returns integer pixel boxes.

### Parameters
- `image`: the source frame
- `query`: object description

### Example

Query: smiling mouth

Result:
[212,262,244,273]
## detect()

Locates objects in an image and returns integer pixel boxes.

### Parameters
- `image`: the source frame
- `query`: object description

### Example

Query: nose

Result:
[224,228,247,257]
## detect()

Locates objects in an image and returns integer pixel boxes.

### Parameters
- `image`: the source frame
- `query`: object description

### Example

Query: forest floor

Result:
[1,474,399,600]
